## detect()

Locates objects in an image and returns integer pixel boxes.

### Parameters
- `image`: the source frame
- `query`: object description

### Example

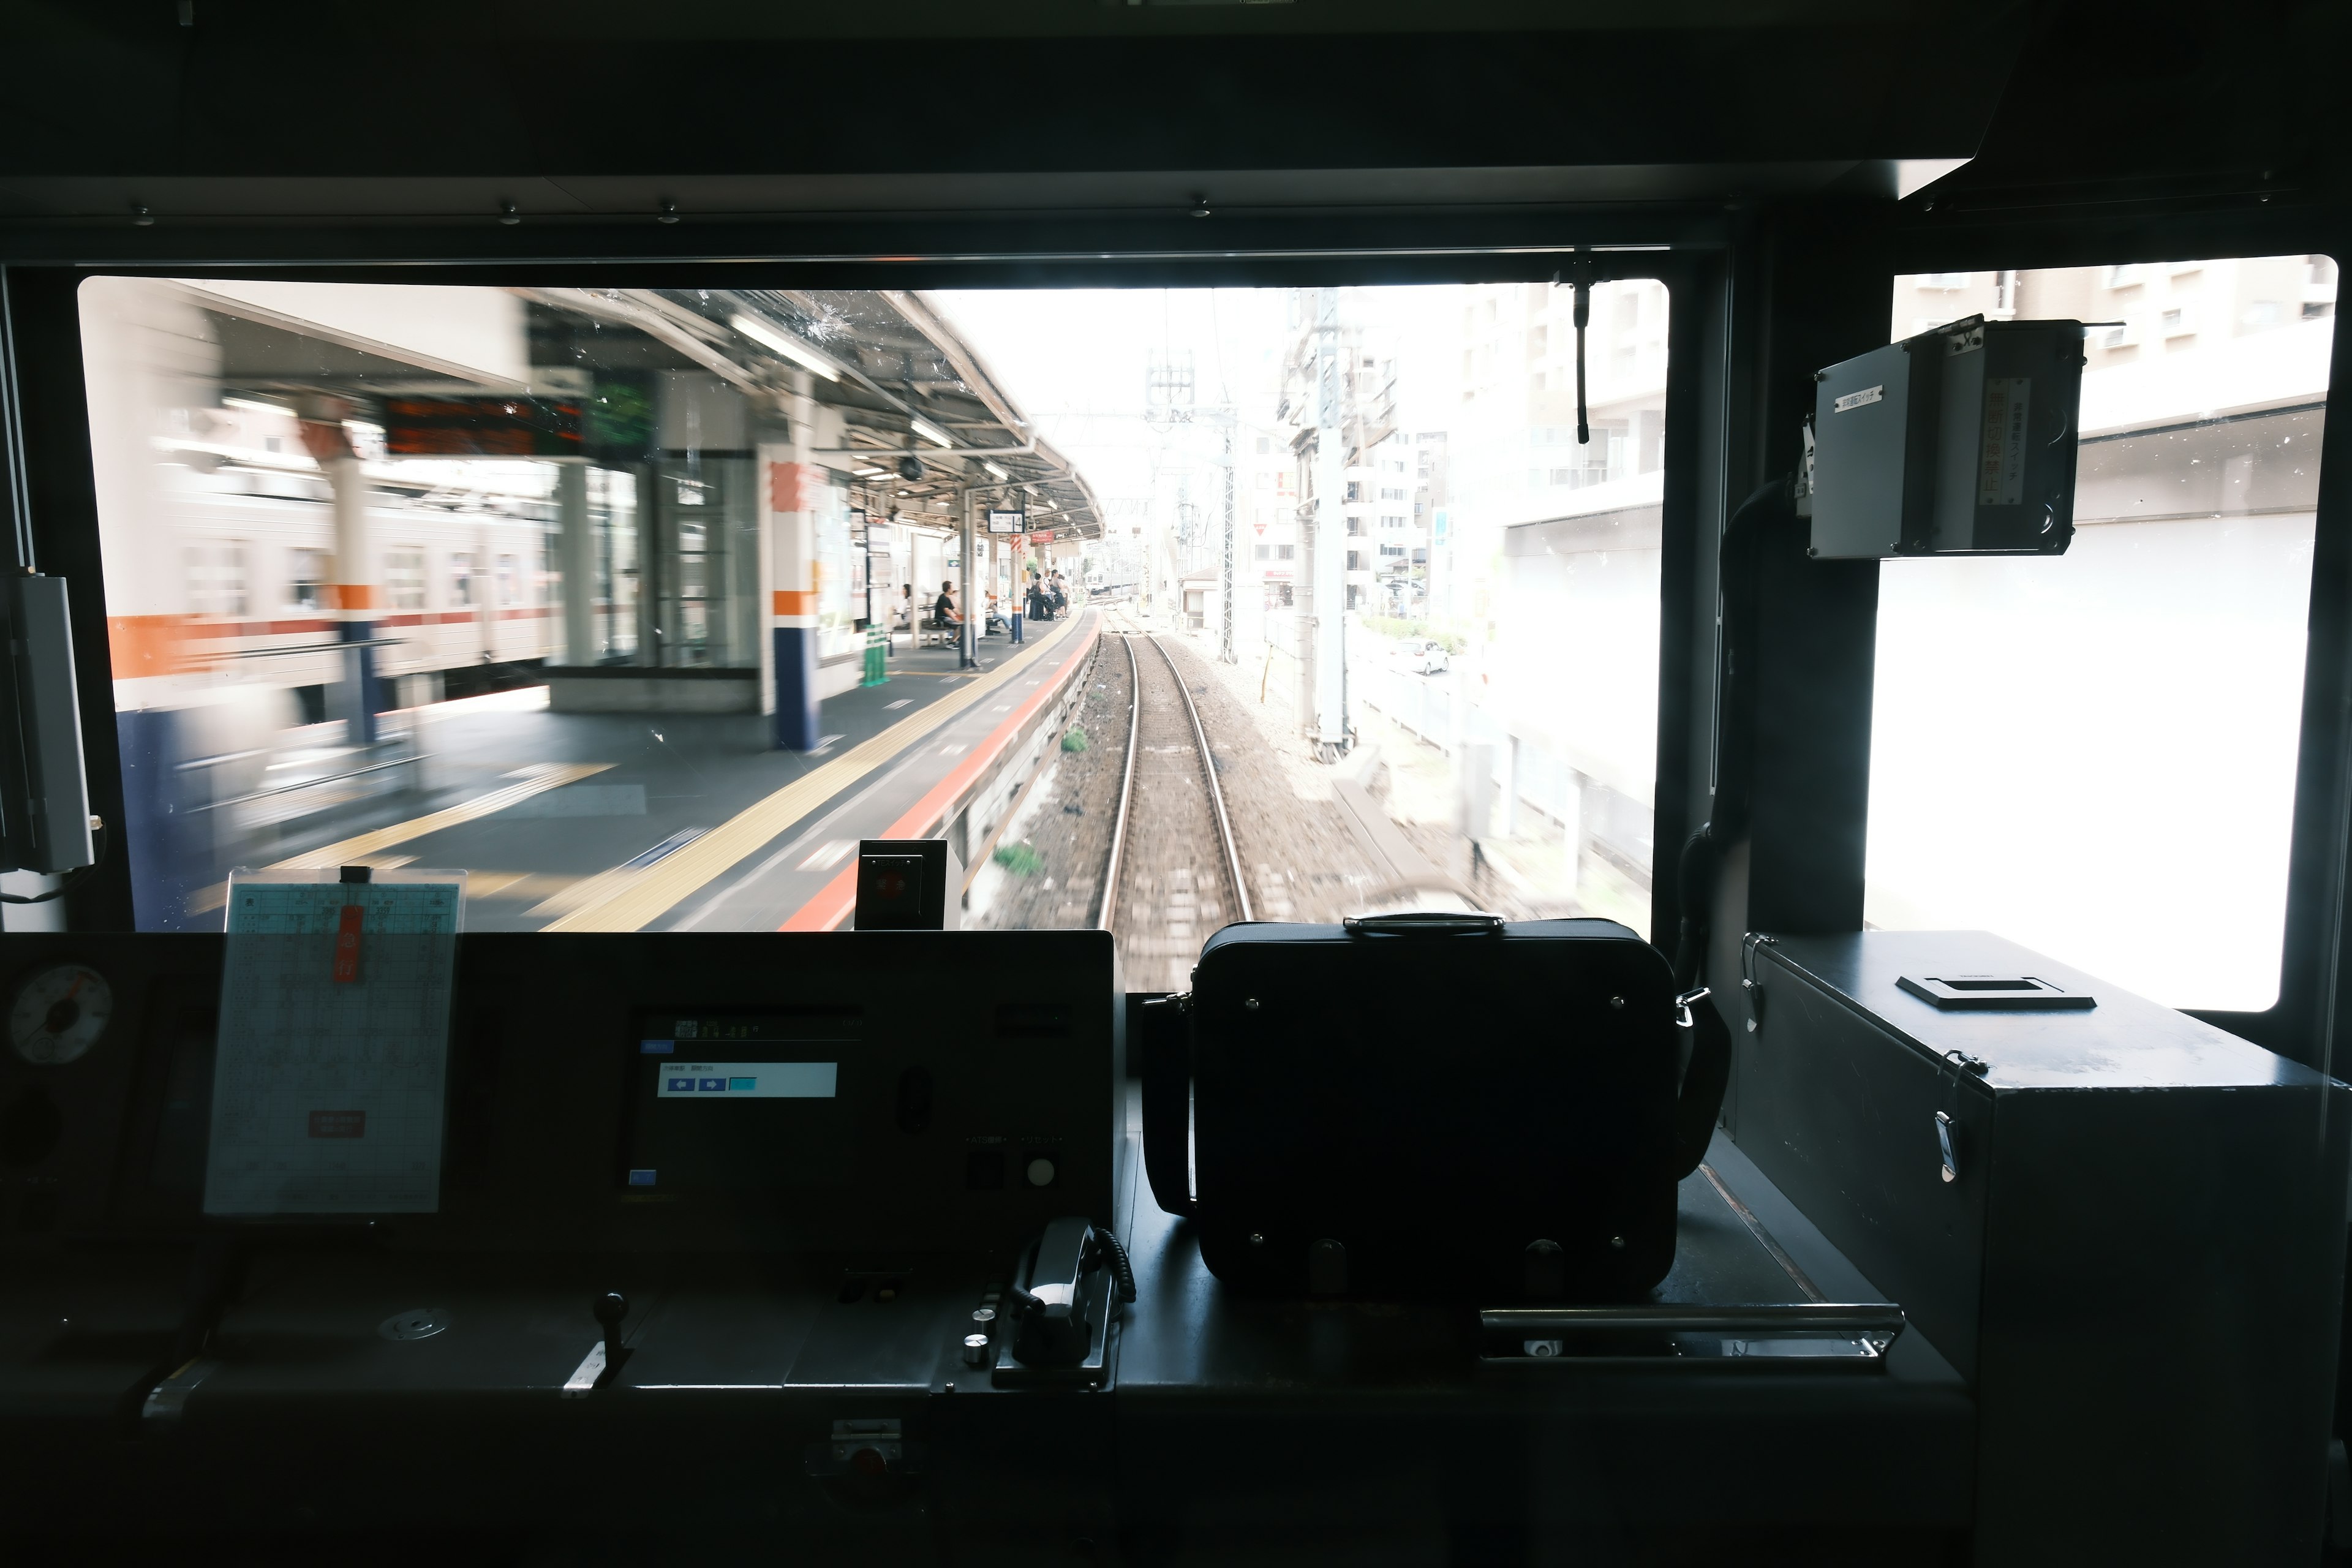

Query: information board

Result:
[203,873,464,1216]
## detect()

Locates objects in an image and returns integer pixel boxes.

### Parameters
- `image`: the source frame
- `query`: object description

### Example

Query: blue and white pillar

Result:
[763,381,820,750]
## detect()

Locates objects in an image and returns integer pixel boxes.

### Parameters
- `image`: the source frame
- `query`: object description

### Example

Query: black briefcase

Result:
[1141,913,1730,1302]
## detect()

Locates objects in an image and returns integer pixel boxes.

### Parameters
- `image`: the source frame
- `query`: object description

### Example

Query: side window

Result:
[386,546,427,611]
[185,543,247,618]
[287,548,328,612]
[1869,257,2333,1009]
[450,551,475,608]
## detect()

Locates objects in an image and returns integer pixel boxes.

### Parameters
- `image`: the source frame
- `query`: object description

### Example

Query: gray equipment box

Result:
[1809,317,2086,559]
[1730,930,2348,1566]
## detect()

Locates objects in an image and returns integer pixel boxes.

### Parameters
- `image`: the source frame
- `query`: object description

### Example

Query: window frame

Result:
[1887,221,2351,1072]
[4,244,1719,952]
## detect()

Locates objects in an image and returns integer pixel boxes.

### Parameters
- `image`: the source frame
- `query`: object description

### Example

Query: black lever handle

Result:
[592,1292,628,1369]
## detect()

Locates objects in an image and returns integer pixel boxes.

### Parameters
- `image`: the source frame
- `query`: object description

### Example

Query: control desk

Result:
[0,929,2337,1566]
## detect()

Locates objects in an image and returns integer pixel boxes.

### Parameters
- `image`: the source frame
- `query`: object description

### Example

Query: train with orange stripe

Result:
[128,469,559,714]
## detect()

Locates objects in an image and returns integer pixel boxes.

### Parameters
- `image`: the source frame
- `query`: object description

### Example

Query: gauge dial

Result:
[10,964,113,1066]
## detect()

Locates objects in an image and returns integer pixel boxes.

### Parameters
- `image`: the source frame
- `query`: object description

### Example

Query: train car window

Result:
[75,277,1670,951]
[1866,257,2334,1009]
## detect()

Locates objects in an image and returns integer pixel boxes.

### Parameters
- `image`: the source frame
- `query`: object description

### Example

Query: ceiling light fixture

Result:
[982,461,1009,481]
[909,416,951,447]
[729,314,840,381]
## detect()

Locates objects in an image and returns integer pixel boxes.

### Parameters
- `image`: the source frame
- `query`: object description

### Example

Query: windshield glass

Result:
[77,277,1672,978]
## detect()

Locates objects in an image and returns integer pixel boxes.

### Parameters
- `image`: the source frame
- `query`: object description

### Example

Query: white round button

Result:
[1026,1157,1057,1188]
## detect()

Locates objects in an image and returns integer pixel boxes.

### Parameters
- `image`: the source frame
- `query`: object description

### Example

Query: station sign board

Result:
[986,509,1027,534]
[383,396,584,458]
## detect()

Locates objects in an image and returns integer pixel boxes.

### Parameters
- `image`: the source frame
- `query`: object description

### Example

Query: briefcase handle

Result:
[1342,911,1506,938]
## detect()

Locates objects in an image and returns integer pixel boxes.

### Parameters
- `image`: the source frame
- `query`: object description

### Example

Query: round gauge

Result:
[10,964,113,1066]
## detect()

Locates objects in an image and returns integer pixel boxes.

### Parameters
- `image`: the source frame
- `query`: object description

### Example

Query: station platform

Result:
[257,611,1100,933]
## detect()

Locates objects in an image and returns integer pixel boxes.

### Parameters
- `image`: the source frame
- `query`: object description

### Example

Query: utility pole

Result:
[1219,417,1236,663]
[1308,288,1349,761]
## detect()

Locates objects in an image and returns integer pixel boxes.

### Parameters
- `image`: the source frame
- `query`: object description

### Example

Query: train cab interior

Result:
[2,2,2350,1563]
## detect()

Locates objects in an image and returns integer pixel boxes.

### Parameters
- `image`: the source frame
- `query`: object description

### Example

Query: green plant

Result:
[993,842,1045,875]
[1061,726,1088,753]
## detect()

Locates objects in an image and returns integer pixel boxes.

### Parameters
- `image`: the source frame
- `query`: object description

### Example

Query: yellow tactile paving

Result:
[541,617,1082,933]
[265,762,616,870]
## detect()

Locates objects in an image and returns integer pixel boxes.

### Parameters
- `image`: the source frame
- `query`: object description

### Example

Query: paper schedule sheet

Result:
[203,876,462,1215]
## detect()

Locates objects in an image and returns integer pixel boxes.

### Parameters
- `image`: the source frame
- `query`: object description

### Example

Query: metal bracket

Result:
[1740,933,1776,1034]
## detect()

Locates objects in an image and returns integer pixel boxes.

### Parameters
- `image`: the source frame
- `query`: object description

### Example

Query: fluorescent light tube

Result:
[729,314,840,381]
[910,417,950,447]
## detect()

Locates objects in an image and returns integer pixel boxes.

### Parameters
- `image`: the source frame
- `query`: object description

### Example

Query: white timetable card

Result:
[203,877,462,1216]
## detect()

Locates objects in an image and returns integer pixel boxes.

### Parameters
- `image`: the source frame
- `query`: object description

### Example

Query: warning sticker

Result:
[1833,385,1884,413]
[1979,377,2031,507]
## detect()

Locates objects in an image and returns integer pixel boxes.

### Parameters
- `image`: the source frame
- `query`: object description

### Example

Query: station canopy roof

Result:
[175,278,1105,541]
[513,287,1104,541]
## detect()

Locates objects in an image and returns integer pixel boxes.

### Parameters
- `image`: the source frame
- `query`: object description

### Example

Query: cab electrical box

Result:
[1807,317,2088,560]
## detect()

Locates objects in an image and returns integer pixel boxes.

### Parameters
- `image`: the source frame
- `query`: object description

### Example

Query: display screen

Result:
[624,1011,859,1191]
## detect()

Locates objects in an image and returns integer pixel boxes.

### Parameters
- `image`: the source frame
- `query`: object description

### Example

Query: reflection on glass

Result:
[76,278,1668,949]
[1869,257,2333,1009]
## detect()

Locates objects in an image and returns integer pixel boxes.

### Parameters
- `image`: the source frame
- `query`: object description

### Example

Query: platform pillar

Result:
[299,398,378,745]
[763,374,821,750]
[960,492,979,668]
[556,462,595,665]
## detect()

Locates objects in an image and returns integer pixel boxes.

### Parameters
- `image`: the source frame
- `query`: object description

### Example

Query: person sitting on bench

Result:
[924,580,962,647]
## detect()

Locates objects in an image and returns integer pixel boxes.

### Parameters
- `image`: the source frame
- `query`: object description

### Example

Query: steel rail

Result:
[1095,624,1142,933]
[1145,631,1253,925]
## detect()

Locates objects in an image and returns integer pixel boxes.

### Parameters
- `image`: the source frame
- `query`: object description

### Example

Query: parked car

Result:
[1392,637,1450,675]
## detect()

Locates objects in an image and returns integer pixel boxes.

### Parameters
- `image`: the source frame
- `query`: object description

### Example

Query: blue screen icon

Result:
[627,1169,657,1186]
[641,1039,675,1055]
[699,1077,726,1092]
[666,1077,694,1092]
[729,1077,756,1092]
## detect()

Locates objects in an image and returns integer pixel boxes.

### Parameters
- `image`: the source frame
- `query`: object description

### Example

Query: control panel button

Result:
[1026,1156,1057,1188]
[965,1150,1006,1189]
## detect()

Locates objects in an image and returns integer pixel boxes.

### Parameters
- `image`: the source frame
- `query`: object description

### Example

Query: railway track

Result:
[1095,614,1251,989]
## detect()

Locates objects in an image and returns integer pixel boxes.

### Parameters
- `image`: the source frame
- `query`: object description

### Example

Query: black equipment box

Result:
[1732,930,2349,1567]
[1144,914,1727,1301]
[1809,315,2086,559]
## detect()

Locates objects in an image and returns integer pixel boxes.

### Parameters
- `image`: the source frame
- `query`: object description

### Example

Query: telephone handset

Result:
[1003,1215,1136,1371]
